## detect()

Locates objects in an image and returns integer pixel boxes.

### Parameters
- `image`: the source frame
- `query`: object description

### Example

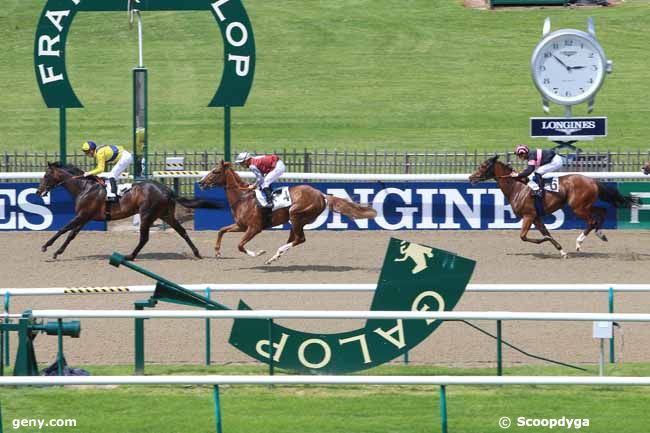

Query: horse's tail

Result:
[327,195,377,219]
[597,182,639,208]
[175,196,223,209]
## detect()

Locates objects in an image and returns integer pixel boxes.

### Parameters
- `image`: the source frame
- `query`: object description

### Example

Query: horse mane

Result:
[50,162,84,175]
[223,163,250,187]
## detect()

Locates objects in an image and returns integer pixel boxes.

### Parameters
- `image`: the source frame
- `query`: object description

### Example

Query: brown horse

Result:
[198,161,377,264]
[37,162,220,260]
[643,161,650,175]
[469,155,637,257]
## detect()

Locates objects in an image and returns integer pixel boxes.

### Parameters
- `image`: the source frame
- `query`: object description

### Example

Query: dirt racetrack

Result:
[1,228,649,370]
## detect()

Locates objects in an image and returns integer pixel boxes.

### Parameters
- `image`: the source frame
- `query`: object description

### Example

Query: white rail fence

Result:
[2,283,649,296]
[3,374,648,433]
[1,170,649,181]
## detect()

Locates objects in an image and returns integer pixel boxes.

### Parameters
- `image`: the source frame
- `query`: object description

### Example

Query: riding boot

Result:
[106,178,118,202]
[529,173,544,198]
[262,187,274,209]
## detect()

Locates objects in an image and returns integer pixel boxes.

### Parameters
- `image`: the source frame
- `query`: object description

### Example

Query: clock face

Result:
[531,30,607,105]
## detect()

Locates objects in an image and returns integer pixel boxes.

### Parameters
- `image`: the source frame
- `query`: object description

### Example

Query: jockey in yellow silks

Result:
[82,140,133,201]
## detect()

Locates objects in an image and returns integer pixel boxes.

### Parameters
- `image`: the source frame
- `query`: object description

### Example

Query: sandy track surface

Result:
[1,229,649,370]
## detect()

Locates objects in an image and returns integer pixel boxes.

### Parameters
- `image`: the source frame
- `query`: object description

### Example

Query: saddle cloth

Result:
[544,177,560,192]
[104,183,132,200]
[254,187,292,210]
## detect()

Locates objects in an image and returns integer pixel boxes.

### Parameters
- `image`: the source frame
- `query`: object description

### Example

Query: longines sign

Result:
[530,117,607,139]
[195,182,619,231]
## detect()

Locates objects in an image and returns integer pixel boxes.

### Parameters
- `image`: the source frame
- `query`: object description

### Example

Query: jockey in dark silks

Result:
[511,144,564,197]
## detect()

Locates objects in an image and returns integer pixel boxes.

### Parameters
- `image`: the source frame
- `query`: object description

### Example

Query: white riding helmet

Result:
[235,151,252,164]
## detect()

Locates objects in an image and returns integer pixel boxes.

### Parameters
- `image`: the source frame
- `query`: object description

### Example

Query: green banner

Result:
[229,238,476,374]
[618,183,650,229]
[34,0,255,108]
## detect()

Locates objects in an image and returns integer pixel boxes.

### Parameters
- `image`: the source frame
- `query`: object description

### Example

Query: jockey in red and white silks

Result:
[235,152,286,208]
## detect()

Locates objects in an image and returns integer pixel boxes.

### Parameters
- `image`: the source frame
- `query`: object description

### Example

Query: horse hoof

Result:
[215,252,222,258]
[41,245,47,253]
[560,250,568,259]
[124,255,135,261]
[257,250,266,256]
[52,253,59,260]
[575,245,581,252]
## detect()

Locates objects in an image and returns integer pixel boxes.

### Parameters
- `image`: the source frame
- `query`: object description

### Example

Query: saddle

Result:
[254,187,292,210]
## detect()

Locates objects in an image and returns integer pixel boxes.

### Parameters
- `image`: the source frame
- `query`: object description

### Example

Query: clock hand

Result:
[552,55,570,71]
[568,65,586,70]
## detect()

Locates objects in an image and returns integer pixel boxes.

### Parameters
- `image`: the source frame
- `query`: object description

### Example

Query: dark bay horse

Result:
[643,162,650,175]
[198,161,377,264]
[469,155,637,258]
[37,162,220,260]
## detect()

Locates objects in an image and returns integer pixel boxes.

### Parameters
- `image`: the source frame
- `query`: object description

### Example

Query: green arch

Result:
[33,0,255,108]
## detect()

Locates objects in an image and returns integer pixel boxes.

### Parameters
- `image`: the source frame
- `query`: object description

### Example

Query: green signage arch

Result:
[34,0,256,162]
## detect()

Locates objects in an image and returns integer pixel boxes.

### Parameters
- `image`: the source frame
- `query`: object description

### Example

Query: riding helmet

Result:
[515,144,529,156]
[82,141,97,152]
[235,151,252,164]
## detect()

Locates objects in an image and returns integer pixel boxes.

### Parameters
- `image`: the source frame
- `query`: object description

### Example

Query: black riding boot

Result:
[108,178,118,202]
[262,187,274,209]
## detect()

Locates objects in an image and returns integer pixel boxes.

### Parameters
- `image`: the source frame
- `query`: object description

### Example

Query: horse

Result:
[469,155,637,258]
[643,161,650,175]
[37,162,221,260]
[198,160,377,264]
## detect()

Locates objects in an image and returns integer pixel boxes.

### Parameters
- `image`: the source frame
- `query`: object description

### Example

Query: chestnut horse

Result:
[37,162,220,260]
[469,155,637,257]
[198,161,377,264]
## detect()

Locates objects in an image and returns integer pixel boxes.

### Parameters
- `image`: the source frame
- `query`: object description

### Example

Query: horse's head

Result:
[469,155,507,184]
[199,160,232,190]
[37,162,81,197]
[643,161,650,175]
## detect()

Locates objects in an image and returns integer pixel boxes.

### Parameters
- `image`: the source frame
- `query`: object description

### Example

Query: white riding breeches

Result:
[108,150,134,180]
[261,160,286,189]
[535,154,564,175]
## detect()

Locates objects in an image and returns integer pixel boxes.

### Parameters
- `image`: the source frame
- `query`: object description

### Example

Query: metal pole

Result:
[439,385,448,433]
[205,288,212,366]
[3,293,9,367]
[268,319,274,377]
[599,339,605,376]
[135,304,145,375]
[213,385,223,433]
[496,320,503,376]
[57,319,63,376]
[59,108,66,164]
[403,350,409,365]
[224,106,231,162]
[609,287,615,363]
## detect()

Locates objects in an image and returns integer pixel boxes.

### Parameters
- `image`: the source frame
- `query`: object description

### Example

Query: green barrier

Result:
[617,183,650,229]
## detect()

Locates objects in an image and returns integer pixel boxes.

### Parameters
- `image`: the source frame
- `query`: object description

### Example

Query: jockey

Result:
[511,144,563,198]
[82,141,134,202]
[234,152,286,208]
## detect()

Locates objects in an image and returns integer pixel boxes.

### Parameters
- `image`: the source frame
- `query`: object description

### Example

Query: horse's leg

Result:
[593,207,608,242]
[41,215,84,252]
[214,223,244,258]
[520,216,568,258]
[51,216,90,259]
[534,218,567,257]
[161,213,202,259]
[265,222,306,265]
[125,212,156,261]
[238,226,265,257]
[573,207,598,252]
